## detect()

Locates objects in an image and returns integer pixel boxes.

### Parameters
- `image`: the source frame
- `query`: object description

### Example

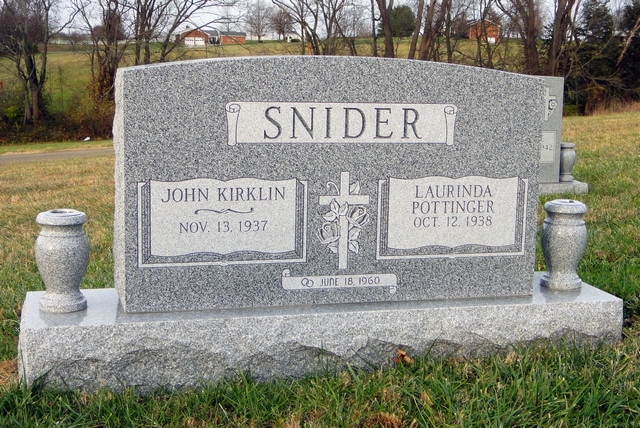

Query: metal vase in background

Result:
[35,209,89,313]
[559,142,577,182]
[540,200,588,291]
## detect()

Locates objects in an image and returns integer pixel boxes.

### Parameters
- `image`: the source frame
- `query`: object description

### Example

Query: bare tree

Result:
[408,0,425,58]
[272,0,308,53]
[416,0,447,61]
[617,2,640,66]
[316,0,352,54]
[546,0,582,75]
[0,0,74,124]
[336,0,369,55]
[497,0,545,74]
[471,0,503,68]
[442,0,472,62]
[269,7,295,40]
[272,0,354,55]
[246,0,274,42]
[375,0,395,57]
[132,0,237,65]
[72,0,130,103]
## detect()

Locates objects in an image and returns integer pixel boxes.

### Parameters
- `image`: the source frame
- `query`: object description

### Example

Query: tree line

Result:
[1,0,640,142]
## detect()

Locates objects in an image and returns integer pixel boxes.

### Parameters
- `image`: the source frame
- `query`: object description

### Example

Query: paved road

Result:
[0,147,114,165]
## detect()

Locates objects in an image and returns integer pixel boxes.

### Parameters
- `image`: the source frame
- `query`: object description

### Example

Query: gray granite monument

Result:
[18,57,621,392]
[539,76,588,194]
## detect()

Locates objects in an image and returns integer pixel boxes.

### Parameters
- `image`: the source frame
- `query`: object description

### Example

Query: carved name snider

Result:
[226,102,458,145]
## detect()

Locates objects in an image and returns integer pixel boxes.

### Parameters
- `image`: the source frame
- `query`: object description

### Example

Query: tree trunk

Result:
[417,0,439,61]
[23,45,45,123]
[546,0,577,75]
[376,0,395,57]
[408,0,425,59]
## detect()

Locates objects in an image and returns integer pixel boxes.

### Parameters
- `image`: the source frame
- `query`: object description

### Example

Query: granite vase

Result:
[35,209,88,313]
[540,200,587,290]
[560,142,576,182]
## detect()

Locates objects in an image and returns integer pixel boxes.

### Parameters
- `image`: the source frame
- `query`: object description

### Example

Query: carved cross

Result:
[319,172,370,269]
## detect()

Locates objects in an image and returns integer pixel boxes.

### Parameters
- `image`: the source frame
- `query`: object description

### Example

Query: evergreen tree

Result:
[618,0,640,96]
[378,5,416,38]
[565,0,621,113]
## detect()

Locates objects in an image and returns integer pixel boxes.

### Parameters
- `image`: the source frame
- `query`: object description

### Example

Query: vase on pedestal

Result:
[35,209,88,313]
[560,143,577,182]
[540,199,588,291]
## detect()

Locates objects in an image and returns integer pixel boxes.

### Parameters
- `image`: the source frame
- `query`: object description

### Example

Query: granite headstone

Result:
[540,76,564,183]
[539,76,588,194]
[113,56,542,313]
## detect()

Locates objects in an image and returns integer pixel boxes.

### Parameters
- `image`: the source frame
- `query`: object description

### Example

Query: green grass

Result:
[0,343,639,426]
[0,112,639,425]
[0,139,112,155]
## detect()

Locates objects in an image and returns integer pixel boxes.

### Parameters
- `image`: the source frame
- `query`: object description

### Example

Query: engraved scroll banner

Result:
[138,177,307,266]
[225,102,458,145]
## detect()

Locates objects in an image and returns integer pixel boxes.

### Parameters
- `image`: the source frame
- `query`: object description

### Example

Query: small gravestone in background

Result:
[539,76,589,194]
[18,57,621,392]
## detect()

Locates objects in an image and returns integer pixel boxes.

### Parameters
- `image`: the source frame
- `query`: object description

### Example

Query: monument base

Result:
[18,273,622,392]
[539,180,589,195]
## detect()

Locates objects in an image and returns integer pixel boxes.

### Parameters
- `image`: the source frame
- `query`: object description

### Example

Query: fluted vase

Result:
[540,200,587,291]
[560,143,577,182]
[35,209,88,313]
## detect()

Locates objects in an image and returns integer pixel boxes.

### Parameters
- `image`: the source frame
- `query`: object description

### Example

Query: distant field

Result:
[0,38,526,117]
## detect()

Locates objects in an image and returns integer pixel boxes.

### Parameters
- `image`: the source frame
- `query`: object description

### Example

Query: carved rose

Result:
[317,220,340,254]
[346,206,369,228]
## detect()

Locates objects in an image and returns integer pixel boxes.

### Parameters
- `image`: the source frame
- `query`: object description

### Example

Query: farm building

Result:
[204,29,247,45]
[176,28,247,46]
[468,20,502,44]
[176,29,208,47]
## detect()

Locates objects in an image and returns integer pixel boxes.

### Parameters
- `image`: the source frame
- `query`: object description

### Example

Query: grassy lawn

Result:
[0,112,638,425]
[0,139,112,155]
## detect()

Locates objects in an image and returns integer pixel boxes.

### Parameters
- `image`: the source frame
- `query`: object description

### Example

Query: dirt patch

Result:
[0,359,18,387]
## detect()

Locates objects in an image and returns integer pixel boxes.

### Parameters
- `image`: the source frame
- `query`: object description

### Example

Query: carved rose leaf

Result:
[329,199,341,215]
[338,201,349,216]
[349,180,361,195]
[348,227,361,241]
[348,240,360,254]
[323,211,337,222]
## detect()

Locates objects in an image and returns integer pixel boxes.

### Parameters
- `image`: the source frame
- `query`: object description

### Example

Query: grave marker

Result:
[539,76,588,194]
[18,57,621,391]
[112,57,542,312]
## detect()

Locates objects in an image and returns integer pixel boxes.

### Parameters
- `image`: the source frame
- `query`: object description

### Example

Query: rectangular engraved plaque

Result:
[226,102,458,145]
[377,176,527,259]
[282,272,398,292]
[138,178,307,267]
[540,131,556,163]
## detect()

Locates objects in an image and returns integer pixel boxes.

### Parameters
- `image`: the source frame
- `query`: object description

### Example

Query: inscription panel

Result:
[226,102,458,145]
[377,176,527,259]
[138,178,307,267]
